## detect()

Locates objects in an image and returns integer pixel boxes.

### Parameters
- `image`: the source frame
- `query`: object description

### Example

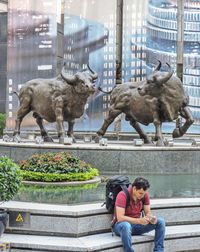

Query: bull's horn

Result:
[155,63,174,84]
[153,60,161,73]
[87,64,98,80]
[61,67,77,84]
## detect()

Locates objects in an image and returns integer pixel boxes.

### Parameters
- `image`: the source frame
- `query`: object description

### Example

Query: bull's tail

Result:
[98,86,115,94]
[184,95,189,107]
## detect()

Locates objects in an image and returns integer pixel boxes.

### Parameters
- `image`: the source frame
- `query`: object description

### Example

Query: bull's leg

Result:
[67,120,76,143]
[128,117,151,144]
[153,118,164,146]
[95,107,122,142]
[172,107,194,138]
[13,97,31,138]
[54,97,65,144]
[33,112,53,142]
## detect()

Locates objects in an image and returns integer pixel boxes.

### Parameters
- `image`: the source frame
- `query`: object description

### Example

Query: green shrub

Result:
[0,156,22,201]
[19,152,99,182]
[20,168,99,182]
[0,113,6,137]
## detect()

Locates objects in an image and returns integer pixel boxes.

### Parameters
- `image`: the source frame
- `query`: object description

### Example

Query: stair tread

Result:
[2,224,200,251]
[2,198,200,216]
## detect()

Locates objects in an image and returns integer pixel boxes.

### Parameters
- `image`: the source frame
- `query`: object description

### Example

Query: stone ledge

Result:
[1,139,200,151]
[2,198,200,215]
[22,176,101,186]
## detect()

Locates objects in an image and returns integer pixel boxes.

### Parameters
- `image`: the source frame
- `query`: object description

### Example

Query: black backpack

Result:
[104,175,131,214]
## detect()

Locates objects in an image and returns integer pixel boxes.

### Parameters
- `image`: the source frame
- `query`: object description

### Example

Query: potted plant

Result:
[0,156,22,236]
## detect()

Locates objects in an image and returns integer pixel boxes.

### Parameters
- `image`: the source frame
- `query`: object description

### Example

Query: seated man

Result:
[113,177,165,252]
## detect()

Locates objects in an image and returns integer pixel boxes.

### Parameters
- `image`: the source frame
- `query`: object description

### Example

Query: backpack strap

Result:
[111,185,130,236]
[120,185,130,209]
[141,196,145,216]
[142,196,145,205]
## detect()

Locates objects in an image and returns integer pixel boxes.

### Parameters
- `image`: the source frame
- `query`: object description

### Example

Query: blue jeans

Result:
[113,217,165,252]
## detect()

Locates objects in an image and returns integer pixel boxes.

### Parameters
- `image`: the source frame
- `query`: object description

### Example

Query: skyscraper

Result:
[146,0,200,124]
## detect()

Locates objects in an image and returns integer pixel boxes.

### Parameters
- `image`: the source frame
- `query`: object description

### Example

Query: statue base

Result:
[0,135,200,175]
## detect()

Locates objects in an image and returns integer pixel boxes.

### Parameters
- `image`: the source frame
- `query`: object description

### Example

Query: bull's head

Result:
[138,61,174,96]
[61,64,98,94]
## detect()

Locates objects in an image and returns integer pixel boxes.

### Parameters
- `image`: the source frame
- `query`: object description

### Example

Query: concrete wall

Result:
[0,141,200,175]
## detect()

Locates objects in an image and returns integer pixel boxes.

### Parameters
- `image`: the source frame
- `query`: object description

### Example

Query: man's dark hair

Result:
[132,177,150,191]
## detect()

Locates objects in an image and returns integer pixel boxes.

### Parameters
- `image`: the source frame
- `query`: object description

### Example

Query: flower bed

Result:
[19,152,99,182]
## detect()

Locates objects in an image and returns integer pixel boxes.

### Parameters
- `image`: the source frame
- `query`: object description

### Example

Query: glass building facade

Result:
[0,1,7,113]
[6,0,58,129]
[63,0,116,130]
[2,0,200,134]
[147,0,200,125]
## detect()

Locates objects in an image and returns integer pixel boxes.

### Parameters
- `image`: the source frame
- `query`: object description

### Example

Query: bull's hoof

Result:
[94,135,102,143]
[13,135,21,143]
[143,136,152,144]
[172,128,182,138]
[43,136,54,142]
[67,135,76,143]
[59,137,65,144]
[156,139,165,146]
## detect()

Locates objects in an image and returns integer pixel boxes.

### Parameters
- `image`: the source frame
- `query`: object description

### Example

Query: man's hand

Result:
[145,215,157,224]
[140,217,150,225]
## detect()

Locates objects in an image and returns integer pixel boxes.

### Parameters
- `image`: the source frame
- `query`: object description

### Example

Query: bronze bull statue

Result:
[96,61,194,146]
[13,64,98,144]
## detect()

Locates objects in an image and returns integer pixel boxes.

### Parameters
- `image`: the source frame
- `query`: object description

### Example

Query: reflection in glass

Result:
[6,0,58,130]
[5,0,200,134]
[14,174,200,205]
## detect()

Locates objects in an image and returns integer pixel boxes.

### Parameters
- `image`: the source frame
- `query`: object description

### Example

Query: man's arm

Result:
[143,204,151,216]
[116,206,150,225]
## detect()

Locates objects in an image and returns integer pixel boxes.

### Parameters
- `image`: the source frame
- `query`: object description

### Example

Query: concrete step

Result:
[2,224,200,252]
[3,198,200,237]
